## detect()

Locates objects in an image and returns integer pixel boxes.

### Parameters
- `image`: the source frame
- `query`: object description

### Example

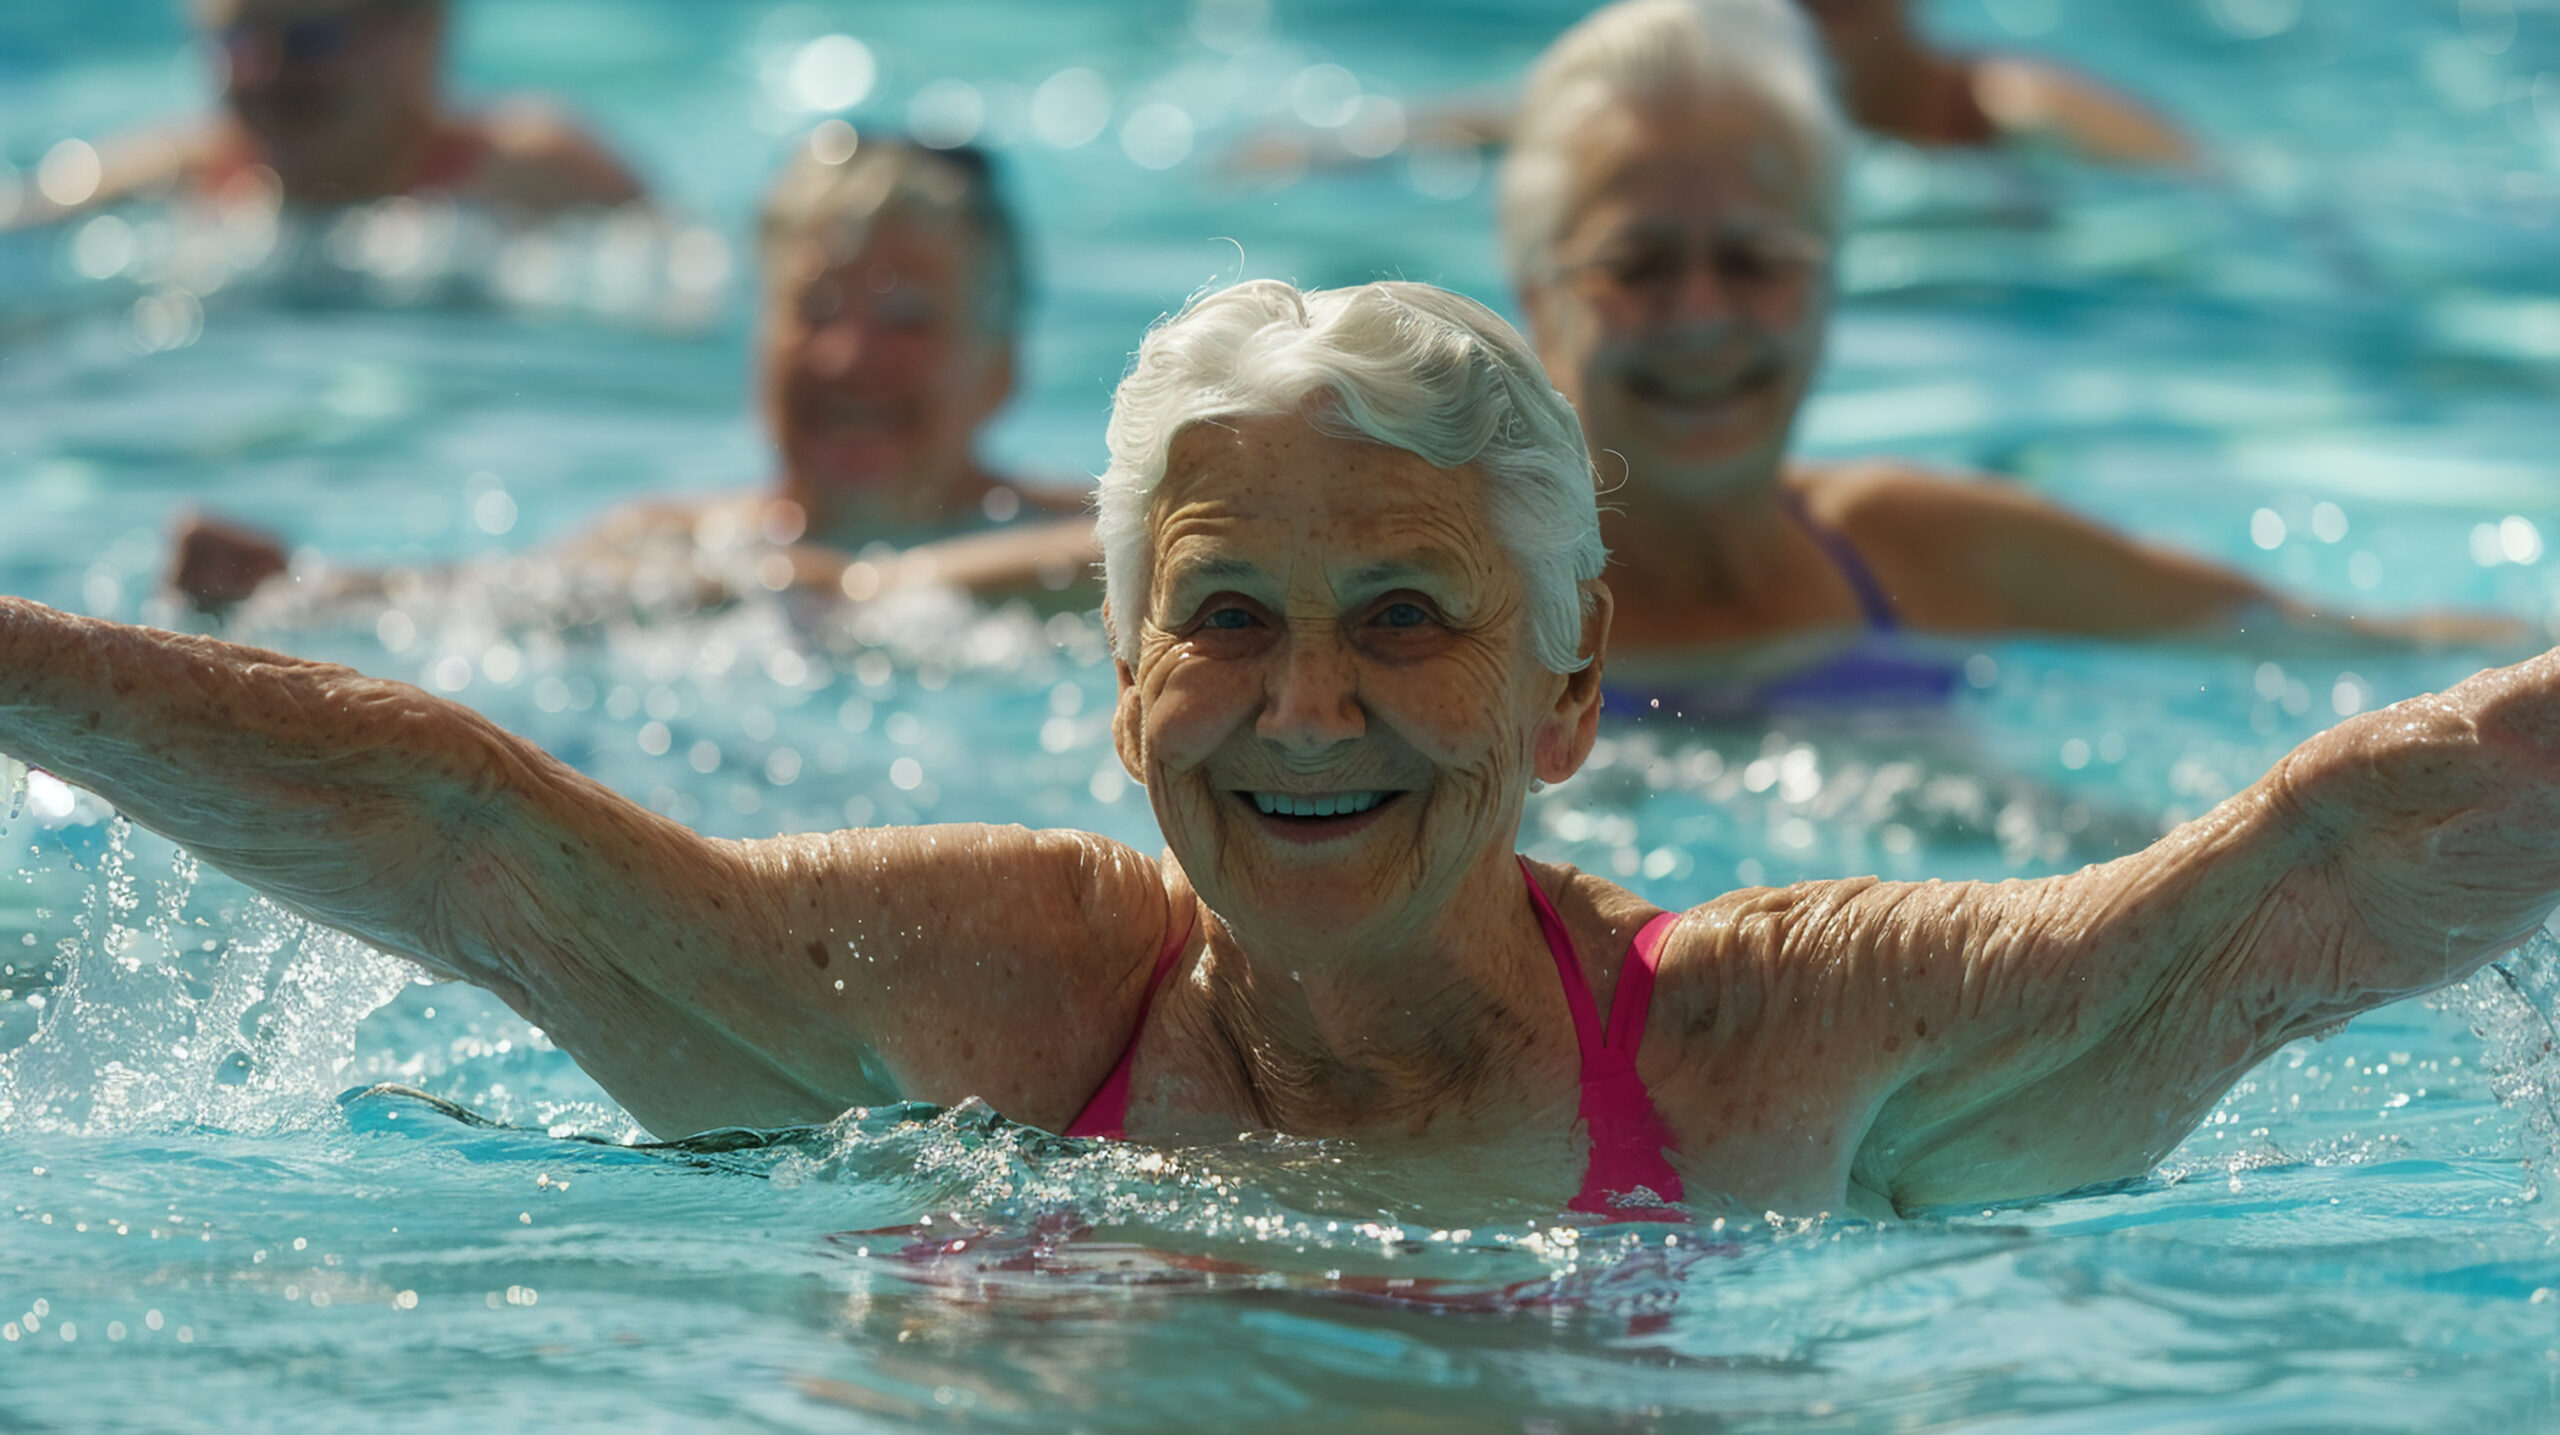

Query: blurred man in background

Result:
[11,0,643,229]
[173,132,1095,612]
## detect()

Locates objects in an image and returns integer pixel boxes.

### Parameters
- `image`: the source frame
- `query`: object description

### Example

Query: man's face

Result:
[202,0,442,186]
[1115,413,1602,949]
[1521,92,1833,504]
[758,218,1013,532]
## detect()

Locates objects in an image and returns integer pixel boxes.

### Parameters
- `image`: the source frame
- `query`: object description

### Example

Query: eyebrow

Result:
[1160,556,1263,594]
[1340,553,1466,591]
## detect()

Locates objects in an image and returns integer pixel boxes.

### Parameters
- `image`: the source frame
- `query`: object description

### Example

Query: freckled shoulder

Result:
[1645,876,1899,1059]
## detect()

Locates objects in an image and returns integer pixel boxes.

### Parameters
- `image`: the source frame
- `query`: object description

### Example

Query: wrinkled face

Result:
[1522,91,1832,504]
[200,0,442,186]
[1114,414,1604,947]
[758,218,1013,534]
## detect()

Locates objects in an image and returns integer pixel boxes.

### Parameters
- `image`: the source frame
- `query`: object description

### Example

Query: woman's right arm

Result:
[0,598,1169,1136]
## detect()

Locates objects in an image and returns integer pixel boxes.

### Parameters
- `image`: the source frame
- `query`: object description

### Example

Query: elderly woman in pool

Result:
[1505,0,2509,707]
[7,280,2559,1218]
[172,134,1094,612]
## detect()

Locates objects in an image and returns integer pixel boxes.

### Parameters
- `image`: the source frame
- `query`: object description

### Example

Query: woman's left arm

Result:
[1709,647,2560,1209]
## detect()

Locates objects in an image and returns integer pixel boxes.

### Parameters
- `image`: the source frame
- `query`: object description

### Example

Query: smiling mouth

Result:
[803,400,908,433]
[1246,789,1396,818]
[1624,364,1775,410]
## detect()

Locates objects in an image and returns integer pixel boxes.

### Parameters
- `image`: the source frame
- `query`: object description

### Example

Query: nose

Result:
[1256,627,1364,757]
[1662,256,1735,326]
[802,316,869,379]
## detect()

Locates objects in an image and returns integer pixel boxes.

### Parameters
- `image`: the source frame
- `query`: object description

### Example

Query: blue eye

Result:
[1204,607,1256,630]
[1379,602,1431,628]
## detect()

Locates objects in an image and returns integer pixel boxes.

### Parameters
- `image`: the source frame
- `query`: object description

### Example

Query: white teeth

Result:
[1249,791,1385,818]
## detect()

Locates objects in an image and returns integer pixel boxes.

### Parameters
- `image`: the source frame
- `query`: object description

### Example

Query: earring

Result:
[1528,778,1547,793]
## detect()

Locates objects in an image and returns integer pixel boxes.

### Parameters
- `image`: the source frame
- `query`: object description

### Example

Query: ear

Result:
[1108,601,1148,784]
[1534,579,1612,785]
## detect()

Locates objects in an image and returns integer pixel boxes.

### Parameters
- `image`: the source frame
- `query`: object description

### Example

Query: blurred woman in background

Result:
[1497,0,2508,716]
[172,132,1098,614]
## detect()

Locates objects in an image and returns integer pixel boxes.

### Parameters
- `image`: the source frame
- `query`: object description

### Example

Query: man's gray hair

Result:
[1498,0,1849,281]
[1097,279,1606,674]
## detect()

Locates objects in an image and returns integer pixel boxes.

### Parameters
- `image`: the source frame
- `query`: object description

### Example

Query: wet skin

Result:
[11,410,2560,1215]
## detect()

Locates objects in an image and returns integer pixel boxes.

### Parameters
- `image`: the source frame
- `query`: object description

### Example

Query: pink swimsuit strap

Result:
[1516,857,1687,1218]
[1062,863,1686,1220]
[1061,900,1196,1140]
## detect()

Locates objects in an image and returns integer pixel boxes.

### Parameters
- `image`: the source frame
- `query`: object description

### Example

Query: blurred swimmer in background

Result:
[8,0,643,230]
[171,132,1097,613]
[1791,0,2190,164]
[1498,0,2512,714]
[1239,0,2192,180]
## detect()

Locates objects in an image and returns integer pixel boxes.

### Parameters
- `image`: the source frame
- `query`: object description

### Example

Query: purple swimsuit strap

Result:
[1781,488,1901,632]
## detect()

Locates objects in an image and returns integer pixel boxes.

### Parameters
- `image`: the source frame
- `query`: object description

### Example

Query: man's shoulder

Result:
[464,101,646,210]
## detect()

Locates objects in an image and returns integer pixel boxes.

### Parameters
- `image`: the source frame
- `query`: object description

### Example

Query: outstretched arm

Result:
[0,599,1168,1136]
[1823,466,2525,650]
[1970,55,2198,169]
[1689,647,2560,1210]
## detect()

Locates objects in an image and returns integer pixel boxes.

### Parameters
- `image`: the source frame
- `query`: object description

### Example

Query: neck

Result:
[1185,850,1568,1136]
[1600,465,1805,607]
[781,462,994,550]
[252,107,445,206]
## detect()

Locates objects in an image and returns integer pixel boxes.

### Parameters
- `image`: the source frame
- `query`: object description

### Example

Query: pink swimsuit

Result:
[1064,859,1687,1218]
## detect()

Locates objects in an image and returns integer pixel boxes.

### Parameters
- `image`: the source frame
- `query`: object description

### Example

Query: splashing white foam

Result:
[0,819,411,1136]
[2436,928,2560,1207]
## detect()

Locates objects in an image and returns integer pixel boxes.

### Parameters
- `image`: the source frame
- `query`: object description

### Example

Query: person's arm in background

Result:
[0,598,1170,1136]
[2,121,213,233]
[1817,464,2530,651]
[467,100,648,213]
[168,501,1101,617]
[1971,55,2199,169]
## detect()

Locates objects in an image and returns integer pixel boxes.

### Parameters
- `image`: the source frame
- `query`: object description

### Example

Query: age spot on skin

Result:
[806,940,831,969]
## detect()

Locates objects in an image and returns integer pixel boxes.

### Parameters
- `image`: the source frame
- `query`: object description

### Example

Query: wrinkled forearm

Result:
[0,599,581,977]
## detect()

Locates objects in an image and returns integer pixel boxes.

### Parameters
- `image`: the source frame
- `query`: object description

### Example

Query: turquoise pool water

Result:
[7,0,2560,1428]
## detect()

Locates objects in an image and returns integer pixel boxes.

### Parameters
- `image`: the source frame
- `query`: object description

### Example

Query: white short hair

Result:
[1097,279,1605,674]
[1498,0,1849,280]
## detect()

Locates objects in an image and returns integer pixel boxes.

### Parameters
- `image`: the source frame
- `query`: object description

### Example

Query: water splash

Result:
[0,818,411,1136]
[2,753,25,828]
[2437,929,2560,1204]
